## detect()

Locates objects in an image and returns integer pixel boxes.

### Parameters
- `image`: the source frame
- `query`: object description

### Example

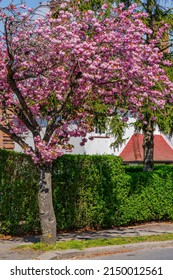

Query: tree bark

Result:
[143,119,154,171]
[38,165,57,244]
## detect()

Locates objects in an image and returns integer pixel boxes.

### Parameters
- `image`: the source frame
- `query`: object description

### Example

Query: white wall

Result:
[14,119,173,155]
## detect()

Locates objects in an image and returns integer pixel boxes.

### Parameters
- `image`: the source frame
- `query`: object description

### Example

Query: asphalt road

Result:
[91,246,173,260]
[1,222,173,260]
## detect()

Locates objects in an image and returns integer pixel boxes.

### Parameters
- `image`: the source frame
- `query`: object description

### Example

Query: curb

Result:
[36,240,173,260]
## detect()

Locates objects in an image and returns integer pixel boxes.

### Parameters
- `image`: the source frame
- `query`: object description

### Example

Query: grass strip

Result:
[17,233,173,251]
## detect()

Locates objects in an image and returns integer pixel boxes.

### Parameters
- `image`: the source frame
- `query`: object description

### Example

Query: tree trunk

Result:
[38,165,57,244]
[143,119,154,171]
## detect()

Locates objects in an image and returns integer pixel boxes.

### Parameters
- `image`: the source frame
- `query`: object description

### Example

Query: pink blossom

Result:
[151,116,157,121]
[0,1,172,164]
[28,8,34,12]
[21,12,28,18]
[20,4,26,9]
[101,3,108,10]
[60,3,67,8]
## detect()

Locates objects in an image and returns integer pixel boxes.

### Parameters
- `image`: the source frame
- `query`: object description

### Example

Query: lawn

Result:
[17,233,173,251]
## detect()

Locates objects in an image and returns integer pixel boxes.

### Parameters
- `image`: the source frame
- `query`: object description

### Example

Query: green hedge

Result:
[1,149,173,235]
[117,165,173,225]
[53,155,128,230]
[0,150,39,235]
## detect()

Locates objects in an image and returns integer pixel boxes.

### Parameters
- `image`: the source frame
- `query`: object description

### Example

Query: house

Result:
[0,130,14,150]
[0,109,14,150]
[67,122,173,163]
[13,116,173,165]
[119,133,173,164]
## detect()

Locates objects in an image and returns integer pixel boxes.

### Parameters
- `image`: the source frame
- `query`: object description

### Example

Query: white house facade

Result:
[14,117,173,157]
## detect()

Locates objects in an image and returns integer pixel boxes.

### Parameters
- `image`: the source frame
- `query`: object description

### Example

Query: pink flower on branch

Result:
[0,1,172,164]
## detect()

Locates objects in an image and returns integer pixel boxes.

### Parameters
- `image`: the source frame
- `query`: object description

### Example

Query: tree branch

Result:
[43,63,79,143]
[4,19,40,137]
[0,124,33,151]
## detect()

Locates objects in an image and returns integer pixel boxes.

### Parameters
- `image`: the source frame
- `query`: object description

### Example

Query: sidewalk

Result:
[1,222,173,260]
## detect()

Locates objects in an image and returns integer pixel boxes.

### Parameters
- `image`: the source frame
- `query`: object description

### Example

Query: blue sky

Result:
[1,0,172,9]
[158,0,173,9]
[0,1,49,31]
[0,0,47,8]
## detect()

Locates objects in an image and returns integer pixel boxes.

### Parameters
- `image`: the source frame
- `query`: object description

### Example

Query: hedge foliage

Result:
[0,149,39,235]
[118,165,173,225]
[1,149,173,235]
[53,155,128,230]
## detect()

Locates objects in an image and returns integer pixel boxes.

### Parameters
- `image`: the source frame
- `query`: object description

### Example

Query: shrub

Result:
[116,166,173,225]
[1,148,173,235]
[52,155,127,230]
[0,149,39,235]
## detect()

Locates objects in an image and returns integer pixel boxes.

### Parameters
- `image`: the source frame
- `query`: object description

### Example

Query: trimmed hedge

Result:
[0,150,39,235]
[118,165,173,225]
[53,155,128,230]
[1,149,173,235]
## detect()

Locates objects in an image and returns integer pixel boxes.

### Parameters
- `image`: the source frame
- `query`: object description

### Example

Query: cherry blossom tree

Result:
[65,0,173,171]
[0,1,173,243]
[115,0,173,170]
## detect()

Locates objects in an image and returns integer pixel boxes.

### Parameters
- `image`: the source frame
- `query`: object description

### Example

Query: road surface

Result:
[91,246,173,260]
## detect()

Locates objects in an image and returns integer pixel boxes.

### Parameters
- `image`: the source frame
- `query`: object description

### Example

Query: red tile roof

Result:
[120,134,173,162]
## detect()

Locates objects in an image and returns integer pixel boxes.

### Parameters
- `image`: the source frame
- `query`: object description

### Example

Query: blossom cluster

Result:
[0,1,172,164]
